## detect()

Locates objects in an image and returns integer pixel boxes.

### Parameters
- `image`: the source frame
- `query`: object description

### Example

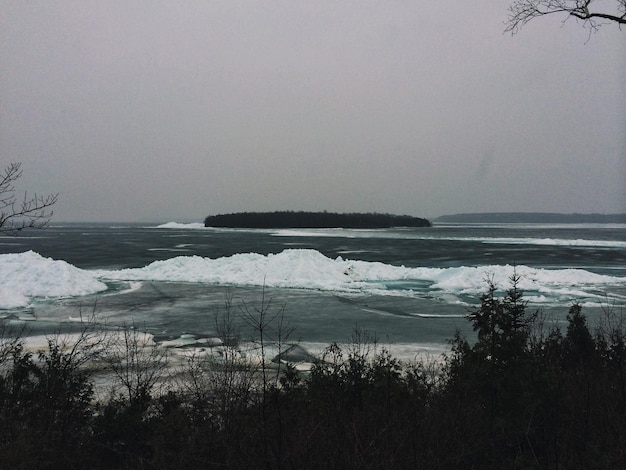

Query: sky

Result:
[1,1,625,223]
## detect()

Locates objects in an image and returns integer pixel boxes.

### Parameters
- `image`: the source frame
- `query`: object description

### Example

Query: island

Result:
[204,211,431,228]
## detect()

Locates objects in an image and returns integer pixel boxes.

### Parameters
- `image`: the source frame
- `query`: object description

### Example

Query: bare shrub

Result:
[104,324,170,406]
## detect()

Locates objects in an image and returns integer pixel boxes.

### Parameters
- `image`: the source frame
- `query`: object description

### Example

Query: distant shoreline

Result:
[204,211,431,228]
[434,212,626,224]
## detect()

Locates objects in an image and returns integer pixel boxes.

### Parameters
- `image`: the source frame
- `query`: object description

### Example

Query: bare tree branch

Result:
[104,324,170,405]
[0,162,58,234]
[506,0,626,34]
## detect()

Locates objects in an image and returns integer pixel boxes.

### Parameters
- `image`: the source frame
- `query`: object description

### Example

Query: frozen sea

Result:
[1,222,625,360]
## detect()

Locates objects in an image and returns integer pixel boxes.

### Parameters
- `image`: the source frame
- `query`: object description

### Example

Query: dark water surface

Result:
[2,222,625,357]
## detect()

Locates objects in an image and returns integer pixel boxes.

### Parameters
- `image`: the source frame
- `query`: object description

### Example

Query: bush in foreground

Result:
[0,282,625,468]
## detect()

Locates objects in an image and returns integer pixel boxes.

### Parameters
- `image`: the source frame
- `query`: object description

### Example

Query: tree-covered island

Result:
[204,211,431,228]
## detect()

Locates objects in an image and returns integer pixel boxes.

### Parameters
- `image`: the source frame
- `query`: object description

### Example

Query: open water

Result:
[1,222,625,359]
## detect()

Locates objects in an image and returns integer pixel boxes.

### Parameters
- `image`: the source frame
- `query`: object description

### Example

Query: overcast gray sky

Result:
[1,1,625,222]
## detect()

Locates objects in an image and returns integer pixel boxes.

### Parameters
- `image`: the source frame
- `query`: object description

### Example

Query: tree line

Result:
[0,278,624,468]
[436,212,626,224]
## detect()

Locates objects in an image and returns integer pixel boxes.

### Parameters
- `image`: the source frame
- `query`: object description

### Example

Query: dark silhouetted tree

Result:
[506,0,626,34]
[0,162,58,234]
